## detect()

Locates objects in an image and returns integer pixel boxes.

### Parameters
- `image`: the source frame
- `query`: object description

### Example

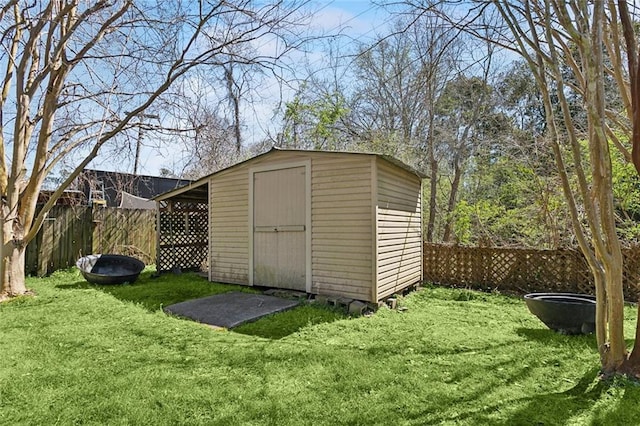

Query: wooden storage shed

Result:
[156,148,424,303]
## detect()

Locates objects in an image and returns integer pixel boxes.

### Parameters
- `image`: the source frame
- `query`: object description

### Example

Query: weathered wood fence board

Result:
[423,243,640,300]
[92,208,156,262]
[26,206,156,276]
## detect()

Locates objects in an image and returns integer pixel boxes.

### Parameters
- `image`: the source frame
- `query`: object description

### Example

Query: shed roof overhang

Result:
[154,178,208,204]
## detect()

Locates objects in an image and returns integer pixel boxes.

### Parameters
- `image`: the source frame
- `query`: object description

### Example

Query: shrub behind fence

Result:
[423,243,640,301]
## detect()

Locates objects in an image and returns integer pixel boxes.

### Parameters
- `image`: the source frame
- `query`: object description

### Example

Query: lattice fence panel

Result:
[158,200,208,273]
[622,247,640,300]
[424,243,640,301]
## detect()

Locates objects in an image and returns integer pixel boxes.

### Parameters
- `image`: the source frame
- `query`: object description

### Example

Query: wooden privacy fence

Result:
[423,243,640,301]
[26,206,156,276]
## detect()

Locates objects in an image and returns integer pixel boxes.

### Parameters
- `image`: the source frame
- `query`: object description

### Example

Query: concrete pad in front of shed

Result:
[163,292,300,329]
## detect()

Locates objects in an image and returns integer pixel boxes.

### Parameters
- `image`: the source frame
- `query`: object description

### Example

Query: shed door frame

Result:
[248,160,311,292]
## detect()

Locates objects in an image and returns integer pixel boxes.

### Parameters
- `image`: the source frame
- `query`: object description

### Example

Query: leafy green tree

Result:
[281,90,349,150]
[497,61,546,137]
[434,74,502,242]
[454,155,570,247]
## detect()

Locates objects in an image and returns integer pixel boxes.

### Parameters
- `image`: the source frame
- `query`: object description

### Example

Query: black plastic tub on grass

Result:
[524,292,596,335]
[76,254,145,285]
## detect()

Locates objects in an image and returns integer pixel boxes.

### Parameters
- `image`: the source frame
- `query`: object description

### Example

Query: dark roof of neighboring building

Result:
[79,169,192,207]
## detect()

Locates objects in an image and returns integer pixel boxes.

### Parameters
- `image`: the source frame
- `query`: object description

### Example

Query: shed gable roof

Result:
[155,147,425,202]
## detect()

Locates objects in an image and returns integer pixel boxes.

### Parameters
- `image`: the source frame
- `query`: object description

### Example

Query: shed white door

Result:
[253,166,306,290]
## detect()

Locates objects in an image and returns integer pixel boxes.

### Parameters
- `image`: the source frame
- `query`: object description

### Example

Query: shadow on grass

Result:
[385,334,606,424]
[408,341,637,425]
[57,270,349,339]
[588,378,640,423]
[503,367,630,424]
[516,327,599,349]
[233,304,348,339]
[516,327,637,357]
[507,329,640,423]
[411,328,617,424]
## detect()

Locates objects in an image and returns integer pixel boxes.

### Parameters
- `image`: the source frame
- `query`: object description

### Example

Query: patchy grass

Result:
[1,270,640,425]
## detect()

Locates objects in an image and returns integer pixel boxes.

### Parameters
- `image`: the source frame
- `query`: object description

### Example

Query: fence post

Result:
[92,207,101,254]
[38,217,55,276]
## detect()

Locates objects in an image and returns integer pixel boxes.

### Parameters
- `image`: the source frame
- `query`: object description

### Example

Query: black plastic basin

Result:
[76,254,145,285]
[524,292,596,335]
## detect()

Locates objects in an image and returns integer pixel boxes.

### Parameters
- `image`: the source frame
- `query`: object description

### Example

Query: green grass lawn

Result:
[2,270,640,425]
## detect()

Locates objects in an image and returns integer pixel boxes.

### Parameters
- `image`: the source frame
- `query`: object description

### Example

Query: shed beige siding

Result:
[209,167,250,284]
[310,154,373,301]
[206,149,421,303]
[208,150,374,293]
[376,159,422,300]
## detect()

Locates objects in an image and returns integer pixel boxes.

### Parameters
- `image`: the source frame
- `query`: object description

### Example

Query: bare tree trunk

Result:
[442,160,462,242]
[426,125,438,242]
[7,244,27,295]
[576,249,626,376]
[618,0,640,373]
[224,64,242,153]
[588,239,625,373]
[591,266,608,364]
[0,212,27,299]
[603,249,626,372]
